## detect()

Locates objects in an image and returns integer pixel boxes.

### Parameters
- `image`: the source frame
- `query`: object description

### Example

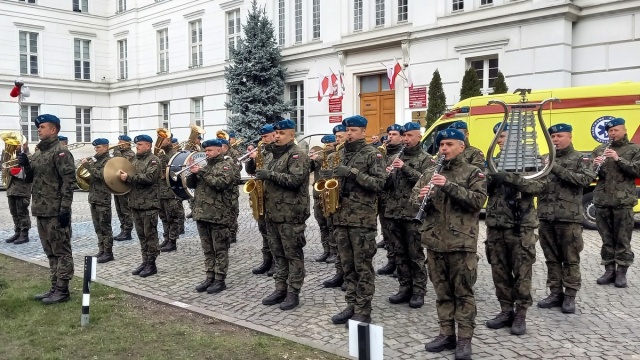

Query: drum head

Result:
[183,152,207,197]
[166,151,206,200]
[104,157,135,195]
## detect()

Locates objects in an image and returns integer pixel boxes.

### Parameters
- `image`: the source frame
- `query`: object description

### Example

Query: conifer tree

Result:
[459,67,482,101]
[493,70,509,94]
[425,69,447,128]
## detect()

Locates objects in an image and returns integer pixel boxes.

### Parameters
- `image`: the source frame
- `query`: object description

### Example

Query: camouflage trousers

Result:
[196,221,230,280]
[257,216,273,262]
[386,218,427,295]
[313,198,334,254]
[485,227,536,310]
[159,198,183,241]
[230,204,239,242]
[267,222,306,294]
[37,216,74,286]
[7,195,31,233]
[114,194,133,232]
[176,200,185,233]
[427,250,478,338]
[335,225,377,316]
[90,204,113,254]
[596,206,635,267]
[379,203,394,263]
[132,209,159,262]
[539,221,583,295]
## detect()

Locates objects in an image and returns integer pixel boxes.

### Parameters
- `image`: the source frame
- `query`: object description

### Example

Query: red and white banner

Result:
[317,75,330,102]
[386,61,402,90]
[405,66,414,90]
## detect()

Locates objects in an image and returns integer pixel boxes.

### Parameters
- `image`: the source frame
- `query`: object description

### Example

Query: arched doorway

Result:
[359,74,395,139]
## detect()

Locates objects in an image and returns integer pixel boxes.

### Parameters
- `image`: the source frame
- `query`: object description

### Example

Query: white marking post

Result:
[348,320,383,360]
[81,256,96,327]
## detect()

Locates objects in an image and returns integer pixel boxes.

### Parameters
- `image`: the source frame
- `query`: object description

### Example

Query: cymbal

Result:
[103,157,135,195]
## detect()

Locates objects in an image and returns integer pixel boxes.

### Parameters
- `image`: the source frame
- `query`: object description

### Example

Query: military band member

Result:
[172,137,186,235]
[221,138,242,244]
[257,119,310,311]
[370,135,382,147]
[186,135,204,219]
[21,114,76,304]
[112,135,135,241]
[246,124,277,275]
[157,135,182,252]
[485,122,544,336]
[330,115,385,327]
[119,135,161,278]
[537,124,595,313]
[448,121,485,170]
[5,141,32,245]
[57,135,68,147]
[592,118,640,288]
[384,122,431,308]
[58,134,74,239]
[188,139,237,294]
[412,128,487,359]
[310,134,337,262]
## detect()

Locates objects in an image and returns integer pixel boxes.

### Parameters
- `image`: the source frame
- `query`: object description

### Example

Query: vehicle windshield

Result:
[422,122,457,155]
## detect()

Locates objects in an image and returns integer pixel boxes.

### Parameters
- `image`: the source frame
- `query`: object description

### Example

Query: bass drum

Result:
[166,151,207,200]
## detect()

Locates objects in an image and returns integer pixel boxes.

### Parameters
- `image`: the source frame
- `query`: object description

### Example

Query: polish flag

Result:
[317,75,330,102]
[330,73,344,100]
[386,61,402,90]
[10,167,24,179]
[406,66,414,90]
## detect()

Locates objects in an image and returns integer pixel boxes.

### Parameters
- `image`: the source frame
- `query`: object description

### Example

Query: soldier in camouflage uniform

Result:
[21,114,76,304]
[485,122,545,336]
[171,137,186,235]
[537,124,595,313]
[120,135,161,278]
[257,119,310,311]
[330,115,385,327]
[82,138,116,263]
[187,139,237,294]
[112,135,135,241]
[246,125,277,275]
[186,135,204,219]
[157,136,182,252]
[592,118,640,288]
[5,141,32,245]
[448,121,485,170]
[384,122,431,308]
[310,134,337,262]
[412,128,487,360]
[58,135,74,239]
[222,135,242,244]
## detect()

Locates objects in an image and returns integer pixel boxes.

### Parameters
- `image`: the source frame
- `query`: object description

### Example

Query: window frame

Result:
[480,0,493,5]
[353,0,363,32]
[469,56,499,93]
[375,0,385,27]
[288,82,305,135]
[19,0,37,4]
[20,104,39,143]
[159,102,170,130]
[312,0,320,40]
[226,9,241,58]
[294,0,302,44]
[192,98,204,128]
[74,38,91,80]
[73,0,88,12]
[189,20,203,68]
[75,107,91,143]
[117,0,126,12]
[157,28,169,74]
[117,39,128,80]
[397,0,408,23]
[119,106,128,135]
[452,0,464,12]
[278,0,285,46]
[19,31,38,76]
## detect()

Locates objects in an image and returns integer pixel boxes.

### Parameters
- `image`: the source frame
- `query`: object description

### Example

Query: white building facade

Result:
[1,0,639,153]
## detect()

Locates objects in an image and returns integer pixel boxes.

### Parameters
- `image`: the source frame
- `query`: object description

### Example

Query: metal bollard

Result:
[81,256,97,327]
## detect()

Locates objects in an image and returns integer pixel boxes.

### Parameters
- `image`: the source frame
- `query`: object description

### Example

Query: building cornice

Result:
[113,30,129,38]
[183,9,205,21]
[69,30,97,38]
[219,0,243,11]
[454,39,510,54]
[333,29,411,53]
[152,19,171,29]
[13,22,45,31]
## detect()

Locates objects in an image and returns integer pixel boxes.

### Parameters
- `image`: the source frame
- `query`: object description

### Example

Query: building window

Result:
[160,102,170,129]
[75,107,91,143]
[360,74,391,93]
[481,0,493,4]
[119,107,128,135]
[20,104,39,142]
[189,20,203,67]
[294,0,302,44]
[19,0,37,4]
[227,9,241,57]
[73,0,88,12]
[117,0,126,12]
[192,98,204,128]
[74,39,91,80]
[288,83,304,134]
[312,0,320,40]
[278,0,285,46]
[470,57,499,91]
[398,0,408,22]
[353,0,363,31]
[19,31,38,76]
[118,39,128,80]
[453,0,464,11]
[375,0,385,27]
[157,29,169,73]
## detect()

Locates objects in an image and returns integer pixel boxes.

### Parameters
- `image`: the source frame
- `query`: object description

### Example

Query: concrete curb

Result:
[0,249,351,359]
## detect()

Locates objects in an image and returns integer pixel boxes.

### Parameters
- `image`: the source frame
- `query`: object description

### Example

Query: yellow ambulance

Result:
[420,81,640,229]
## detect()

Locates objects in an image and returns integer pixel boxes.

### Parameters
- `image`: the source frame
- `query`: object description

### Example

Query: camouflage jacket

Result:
[384,144,432,220]
[379,143,403,207]
[485,170,545,229]
[186,155,237,225]
[263,141,310,223]
[25,136,76,217]
[538,144,595,222]
[6,145,32,197]
[463,140,486,171]
[245,145,274,175]
[331,139,386,229]
[592,136,640,208]
[125,150,161,210]
[158,145,177,199]
[410,155,487,252]
[84,152,112,206]
[112,147,135,161]
[310,149,335,198]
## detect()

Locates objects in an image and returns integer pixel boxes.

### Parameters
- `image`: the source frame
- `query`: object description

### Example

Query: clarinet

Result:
[388,144,407,177]
[413,154,446,223]
[594,139,613,174]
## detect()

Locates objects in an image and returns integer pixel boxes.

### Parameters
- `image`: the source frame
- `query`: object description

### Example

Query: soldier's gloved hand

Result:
[333,165,352,177]
[319,169,332,178]
[17,153,30,167]
[487,171,508,185]
[58,209,71,228]
[255,169,271,180]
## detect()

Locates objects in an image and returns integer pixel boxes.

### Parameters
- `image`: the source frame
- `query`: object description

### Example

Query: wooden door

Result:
[360,95,380,138]
[380,94,395,135]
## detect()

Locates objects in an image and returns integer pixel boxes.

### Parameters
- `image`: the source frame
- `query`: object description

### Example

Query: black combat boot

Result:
[346,314,371,329]
[139,261,158,277]
[132,262,146,275]
[615,266,628,288]
[388,288,412,304]
[331,305,354,324]
[13,231,29,245]
[315,252,330,262]
[160,240,176,252]
[195,277,214,292]
[537,290,564,308]
[114,230,132,241]
[325,253,337,263]
[376,261,396,275]
[5,231,19,243]
[510,307,527,335]
[97,252,114,264]
[42,285,70,305]
[485,309,514,329]
[262,290,287,305]
[206,280,227,294]
[93,250,104,258]
[322,274,344,288]
[34,283,56,301]
[113,230,125,241]
[267,263,276,277]
[596,264,616,285]
[424,334,457,352]
[159,237,169,249]
[341,282,347,291]
[280,292,300,310]
[409,294,424,309]
[561,295,576,314]
[252,259,272,275]
[455,337,472,360]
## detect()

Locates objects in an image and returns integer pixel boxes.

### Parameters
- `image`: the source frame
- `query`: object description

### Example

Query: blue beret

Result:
[228,131,236,138]
[321,134,336,144]
[275,119,296,130]
[435,128,466,145]
[605,117,625,131]
[493,122,509,134]
[118,135,132,142]
[219,139,230,146]
[259,124,275,135]
[403,122,421,132]
[91,138,109,146]
[448,121,468,130]
[35,114,60,128]
[381,135,388,142]
[343,115,368,128]
[202,139,223,148]
[332,124,346,134]
[171,138,178,143]
[133,134,153,143]
[387,124,403,133]
[548,123,572,134]
[57,135,68,142]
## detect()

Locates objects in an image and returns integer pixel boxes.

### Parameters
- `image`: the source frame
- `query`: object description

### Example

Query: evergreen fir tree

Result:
[426,69,447,128]
[459,67,482,101]
[492,70,509,94]
[224,0,290,142]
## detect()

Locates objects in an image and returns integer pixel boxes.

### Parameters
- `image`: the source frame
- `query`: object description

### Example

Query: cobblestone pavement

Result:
[1,189,640,359]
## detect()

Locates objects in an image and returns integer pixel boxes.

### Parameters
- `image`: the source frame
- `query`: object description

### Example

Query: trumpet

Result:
[413,154,446,223]
[232,138,244,148]
[168,157,209,181]
[108,141,134,151]
[238,147,260,162]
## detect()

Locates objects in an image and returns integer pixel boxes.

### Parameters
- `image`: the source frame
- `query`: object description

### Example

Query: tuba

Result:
[0,131,26,188]
[243,140,265,220]
[75,156,94,191]
[184,124,206,152]
[216,130,230,141]
[154,128,170,155]
[317,142,343,217]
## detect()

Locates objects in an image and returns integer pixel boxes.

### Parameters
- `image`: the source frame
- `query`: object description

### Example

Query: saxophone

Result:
[313,145,331,216]
[242,141,265,220]
[321,142,344,217]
